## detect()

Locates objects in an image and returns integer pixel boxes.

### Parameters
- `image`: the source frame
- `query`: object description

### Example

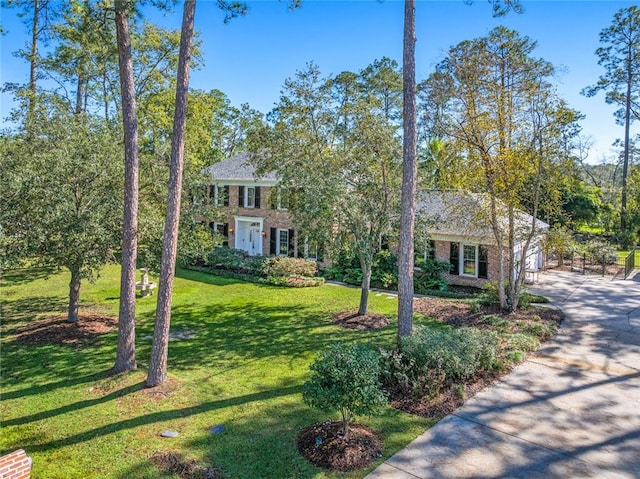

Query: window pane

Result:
[463,245,476,275]
[279,230,289,255]
[279,189,290,210]
[247,187,255,207]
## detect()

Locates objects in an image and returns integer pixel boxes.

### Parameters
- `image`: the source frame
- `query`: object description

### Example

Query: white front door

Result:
[234,217,263,256]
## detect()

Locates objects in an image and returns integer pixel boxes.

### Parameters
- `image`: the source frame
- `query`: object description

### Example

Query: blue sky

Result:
[1,0,637,163]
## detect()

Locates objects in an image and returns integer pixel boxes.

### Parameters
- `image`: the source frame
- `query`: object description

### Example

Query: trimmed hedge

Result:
[262,256,317,278]
[197,247,322,288]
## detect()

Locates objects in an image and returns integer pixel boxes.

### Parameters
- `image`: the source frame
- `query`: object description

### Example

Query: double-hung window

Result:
[246,187,256,208]
[450,242,488,279]
[278,230,289,256]
[211,185,229,207]
[462,245,477,276]
[239,186,260,208]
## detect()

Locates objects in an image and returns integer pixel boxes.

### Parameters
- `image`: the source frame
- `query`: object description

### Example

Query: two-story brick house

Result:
[203,153,310,258]
[204,155,546,287]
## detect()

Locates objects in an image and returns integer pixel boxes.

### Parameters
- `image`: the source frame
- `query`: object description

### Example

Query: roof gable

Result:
[418,190,548,241]
[203,153,279,182]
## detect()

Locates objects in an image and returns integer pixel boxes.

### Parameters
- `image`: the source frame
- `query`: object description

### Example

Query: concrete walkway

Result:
[366,270,640,479]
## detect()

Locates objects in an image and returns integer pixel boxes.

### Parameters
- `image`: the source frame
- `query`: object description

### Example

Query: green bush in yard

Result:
[522,319,557,340]
[503,333,540,352]
[414,258,451,293]
[302,344,387,436]
[206,247,250,270]
[400,327,500,381]
[262,256,317,278]
[379,348,446,399]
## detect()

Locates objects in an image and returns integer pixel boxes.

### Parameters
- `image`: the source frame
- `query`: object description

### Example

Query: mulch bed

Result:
[14,313,118,346]
[413,297,563,330]
[331,311,389,331]
[389,297,564,419]
[297,421,382,472]
[150,451,222,479]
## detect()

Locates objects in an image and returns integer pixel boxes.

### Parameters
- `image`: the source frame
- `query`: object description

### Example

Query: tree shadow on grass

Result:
[0,296,69,330]
[2,378,145,427]
[1,266,58,286]
[113,393,322,479]
[139,301,396,371]
[19,384,303,455]
[0,369,113,402]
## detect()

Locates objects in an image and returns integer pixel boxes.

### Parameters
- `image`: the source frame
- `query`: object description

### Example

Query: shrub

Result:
[379,348,445,399]
[522,320,557,340]
[342,267,363,286]
[503,333,540,353]
[478,281,501,306]
[414,259,451,293]
[400,327,500,382]
[242,255,268,276]
[581,239,618,265]
[262,256,317,278]
[302,344,387,436]
[206,247,249,270]
[205,247,267,275]
[371,249,398,289]
[266,275,325,288]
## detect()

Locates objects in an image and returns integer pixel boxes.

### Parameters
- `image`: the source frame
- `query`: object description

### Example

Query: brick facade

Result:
[216,185,295,256]
[0,449,32,479]
[433,239,505,288]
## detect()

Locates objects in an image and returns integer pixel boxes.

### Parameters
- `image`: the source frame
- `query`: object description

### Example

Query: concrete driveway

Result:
[366,270,640,479]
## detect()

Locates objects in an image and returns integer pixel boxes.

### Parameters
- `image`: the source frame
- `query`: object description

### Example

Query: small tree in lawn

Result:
[302,344,387,437]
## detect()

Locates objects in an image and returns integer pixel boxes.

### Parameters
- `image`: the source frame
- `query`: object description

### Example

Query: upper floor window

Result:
[270,187,291,210]
[247,187,256,208]
[210,185,229,207]
[238,185,261,209]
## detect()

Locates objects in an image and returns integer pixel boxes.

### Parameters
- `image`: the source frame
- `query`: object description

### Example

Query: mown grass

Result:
[0,265,434,478]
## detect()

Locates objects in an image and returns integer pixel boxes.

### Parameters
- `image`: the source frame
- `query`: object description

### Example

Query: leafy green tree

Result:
[302,344,387,436]
[428,27,576,311]
[544,226,576,267]
[583,6,640,239]
[0,102,122,323]
[250,62,402,315]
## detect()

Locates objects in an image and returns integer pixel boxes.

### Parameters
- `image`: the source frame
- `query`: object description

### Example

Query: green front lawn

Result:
[0,265,433,478]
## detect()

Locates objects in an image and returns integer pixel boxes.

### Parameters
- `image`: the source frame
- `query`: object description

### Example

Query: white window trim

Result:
[245,186,256,208]
[460,244,479,278]
[212,185,224,207]
[276,228,289,256]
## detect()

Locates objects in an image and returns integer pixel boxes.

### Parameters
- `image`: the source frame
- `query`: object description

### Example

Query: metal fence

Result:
[623,249,638,279]
[545,251,623,278]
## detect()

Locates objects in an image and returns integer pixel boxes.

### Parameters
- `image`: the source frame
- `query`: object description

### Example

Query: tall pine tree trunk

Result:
[397,0,417,344]
[113,0,138,373]
[620,59,632,240]
[27,0,40,128]
[67,266,81,323]
[146,0,196,388]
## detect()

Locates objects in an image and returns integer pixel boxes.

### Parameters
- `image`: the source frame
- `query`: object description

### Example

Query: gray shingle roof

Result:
[417,190,548,241]
[203,153,279,181]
